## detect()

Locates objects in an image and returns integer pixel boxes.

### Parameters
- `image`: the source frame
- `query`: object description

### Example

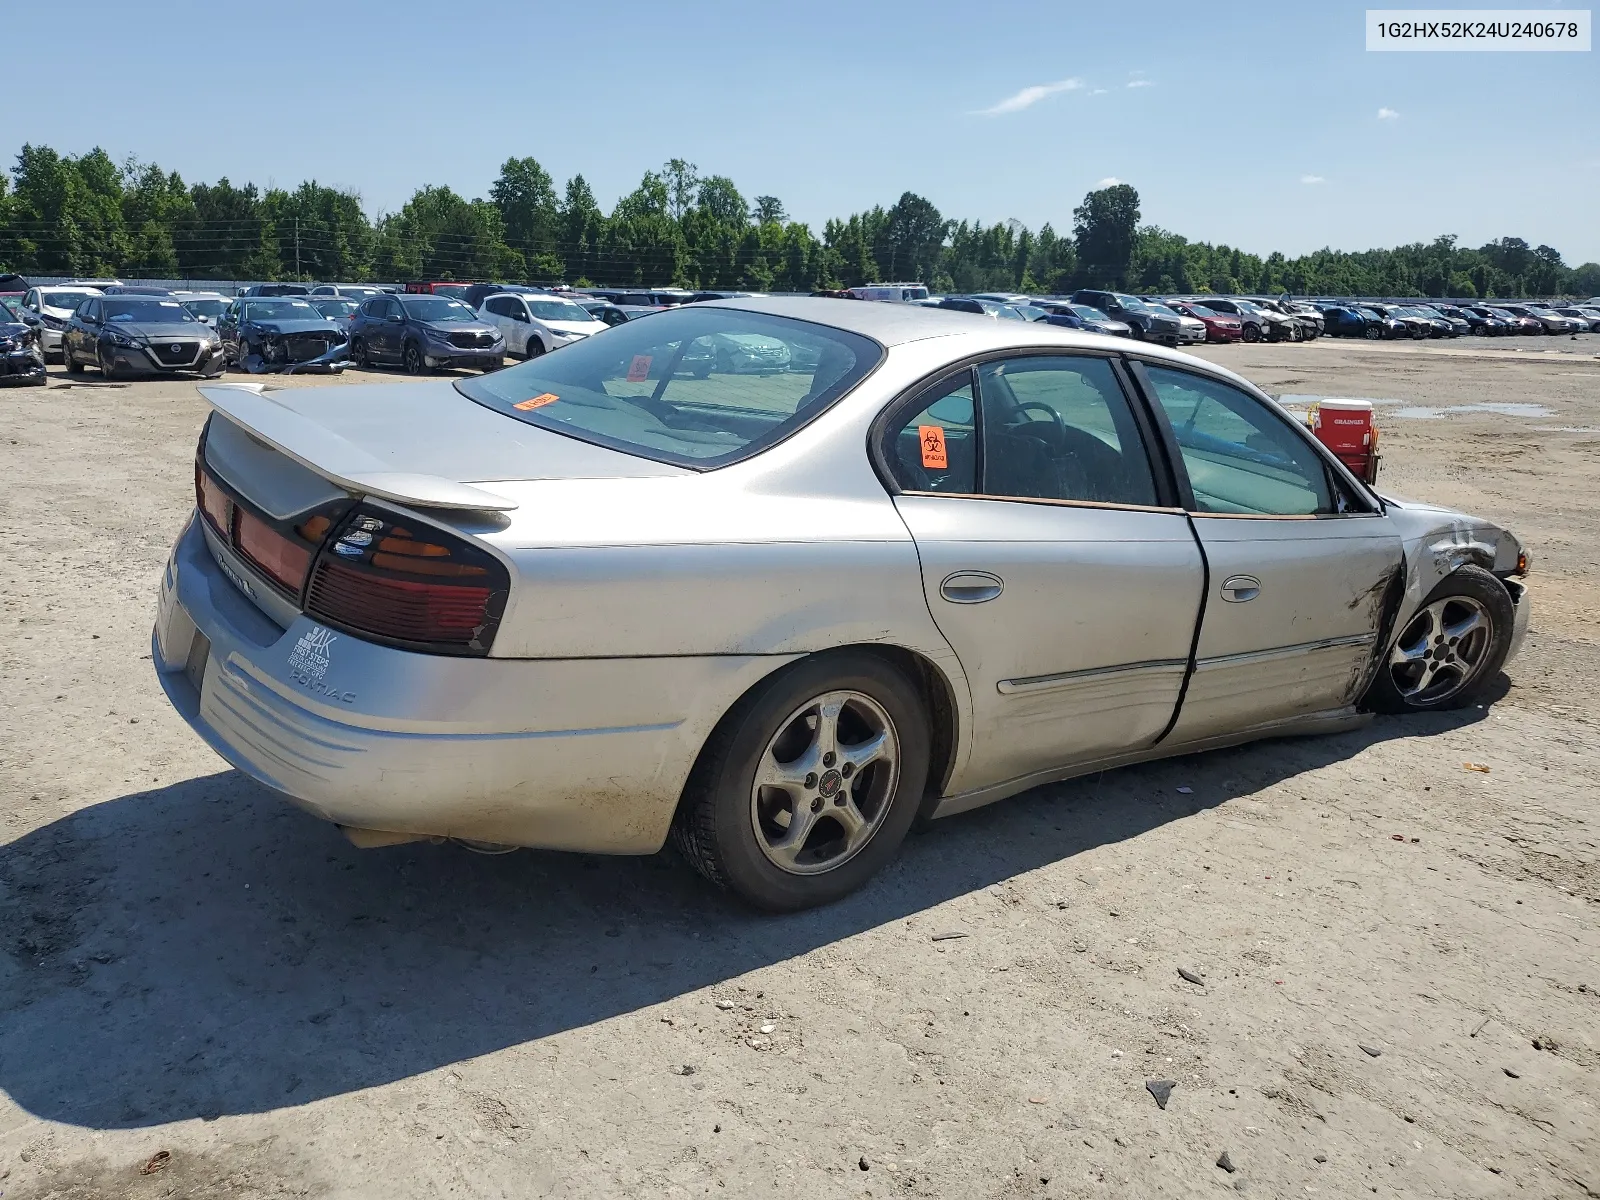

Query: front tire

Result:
[671,651,931,912]
[524,337,545,360]
[402,341,426,375]
[1242,323,1262,343]
[1365,566,1514,713]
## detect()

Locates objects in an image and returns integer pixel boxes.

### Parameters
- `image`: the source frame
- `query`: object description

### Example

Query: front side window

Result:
[979,357,1158,506]
[456,306,882,468]
[1143,366,1333,516]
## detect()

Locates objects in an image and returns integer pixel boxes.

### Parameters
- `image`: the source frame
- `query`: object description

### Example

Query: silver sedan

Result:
[153,298,1530,910]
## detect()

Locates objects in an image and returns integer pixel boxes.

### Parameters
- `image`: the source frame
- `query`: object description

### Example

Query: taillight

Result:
[196,460,233,536]
[235,508,313,593]
[304,507,508,656]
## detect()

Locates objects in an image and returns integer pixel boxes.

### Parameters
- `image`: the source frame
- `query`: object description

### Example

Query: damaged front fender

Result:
[1380,492,1529,663]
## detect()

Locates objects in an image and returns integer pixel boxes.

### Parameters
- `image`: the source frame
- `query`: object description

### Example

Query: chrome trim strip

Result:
[998,657,1189,695]
[1195,632,1375,670]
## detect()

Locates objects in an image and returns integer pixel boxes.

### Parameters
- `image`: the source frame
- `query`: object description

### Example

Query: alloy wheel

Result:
[1388,595,1493,705]
[403,343,423,374]
[749,690,900,876]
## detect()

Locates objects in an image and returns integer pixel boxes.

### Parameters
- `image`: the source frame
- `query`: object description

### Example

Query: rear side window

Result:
[456,306,882,469]
[1143,366,1333,516]
[885,373,977,494]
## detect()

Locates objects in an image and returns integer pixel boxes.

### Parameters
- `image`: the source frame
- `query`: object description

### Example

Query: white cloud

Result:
[976,78,1084,116]
[1096,177,1123,187]
[1126,78,1155,88]
[1090,87,1108,95]
[1377,106,1399,120]
[1301,174,1325,184]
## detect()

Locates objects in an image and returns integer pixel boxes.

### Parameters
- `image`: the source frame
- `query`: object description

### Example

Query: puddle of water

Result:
[1277,394,1554,420]
[1389,403,1554,420]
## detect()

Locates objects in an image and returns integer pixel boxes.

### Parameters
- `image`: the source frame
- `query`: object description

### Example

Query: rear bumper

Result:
[153,514,794,852]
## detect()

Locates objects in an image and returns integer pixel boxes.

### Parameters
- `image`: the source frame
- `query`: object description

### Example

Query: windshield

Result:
[312,299,359,317]
[526,298,595,323]
[1359,308,1387,319]
[0,298,22,322]
[1185,304,1220,318]
[1011,304,1049,321]
[456,307,881,469]
[181,298,228,319]
[1112,294,1154,311]
[401,296,478,322]
[104,299,197,325]
[244,299,321,321]
[1069,304,1107,321]
[41,291,95,311]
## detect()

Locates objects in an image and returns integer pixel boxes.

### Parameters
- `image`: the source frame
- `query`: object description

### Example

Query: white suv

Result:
[477,292,607,358]
[21,285,106,358]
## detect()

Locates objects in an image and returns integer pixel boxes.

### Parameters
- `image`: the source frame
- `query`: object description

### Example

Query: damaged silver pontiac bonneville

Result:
[153,298,1529,910]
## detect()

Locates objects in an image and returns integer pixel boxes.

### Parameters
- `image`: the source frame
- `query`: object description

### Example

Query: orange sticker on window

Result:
[919,425,948,469]
[514,393,560,411]
[626,354,652,382]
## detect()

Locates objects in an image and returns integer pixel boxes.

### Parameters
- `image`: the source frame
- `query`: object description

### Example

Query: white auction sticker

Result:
[1367,9,1590,50]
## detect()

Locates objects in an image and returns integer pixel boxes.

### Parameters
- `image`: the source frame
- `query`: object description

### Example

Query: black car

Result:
[217,297,350,374]
[238,283,312,297]
[0,297,46,386]
[1319,305,1378,338]
[1436,303,1504,335]
[1068,290,1181,345]
[348,293,505,374]
[576,298,630,327]
[458,282,546,311]
[61,295,225,379]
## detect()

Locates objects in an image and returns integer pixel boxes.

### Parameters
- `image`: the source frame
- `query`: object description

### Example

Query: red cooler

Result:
[1310,398,1379,484]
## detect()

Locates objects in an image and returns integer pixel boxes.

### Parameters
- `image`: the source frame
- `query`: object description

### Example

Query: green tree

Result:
[751,195,786,224]
[1072,183,1141,289]
[490,156,560,265]
[661,159,700,221]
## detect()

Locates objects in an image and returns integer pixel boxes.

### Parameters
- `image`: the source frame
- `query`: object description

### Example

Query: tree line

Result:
[1,144,1595,299]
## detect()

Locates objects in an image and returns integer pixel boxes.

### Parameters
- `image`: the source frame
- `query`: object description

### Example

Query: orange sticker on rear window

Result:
[919,425,948,469]
[626,354,652,382]
[514,393,560,411]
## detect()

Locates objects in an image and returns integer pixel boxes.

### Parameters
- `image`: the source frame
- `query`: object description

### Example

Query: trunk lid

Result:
[199,380,688,513]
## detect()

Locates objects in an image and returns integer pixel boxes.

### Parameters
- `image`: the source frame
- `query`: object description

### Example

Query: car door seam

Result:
[1152,511,1210,747]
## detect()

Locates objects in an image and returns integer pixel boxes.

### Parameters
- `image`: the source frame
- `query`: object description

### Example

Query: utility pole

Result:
[294,218,301,279]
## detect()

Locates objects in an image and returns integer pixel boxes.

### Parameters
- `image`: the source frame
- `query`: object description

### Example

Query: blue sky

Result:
[9,0,1597,262]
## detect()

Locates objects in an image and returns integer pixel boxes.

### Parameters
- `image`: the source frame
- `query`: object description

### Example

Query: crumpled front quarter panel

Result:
[1382,495,1524,633]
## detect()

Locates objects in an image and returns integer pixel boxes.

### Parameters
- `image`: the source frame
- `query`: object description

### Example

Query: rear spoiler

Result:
[198,383,518,511]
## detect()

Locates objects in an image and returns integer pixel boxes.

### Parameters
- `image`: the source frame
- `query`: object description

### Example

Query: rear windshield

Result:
[181,298,228,319]
[456,306,882,469]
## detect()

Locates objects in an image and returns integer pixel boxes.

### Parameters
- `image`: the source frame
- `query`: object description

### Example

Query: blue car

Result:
[1031,301,1134,337]
[1318,306,1381,338]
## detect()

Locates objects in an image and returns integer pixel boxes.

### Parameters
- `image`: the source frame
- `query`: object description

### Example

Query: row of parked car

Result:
[5,271,1598,383]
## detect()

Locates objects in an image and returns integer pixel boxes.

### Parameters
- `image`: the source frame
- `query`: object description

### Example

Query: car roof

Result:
[699,296,1226,368]
[172,291,227,299]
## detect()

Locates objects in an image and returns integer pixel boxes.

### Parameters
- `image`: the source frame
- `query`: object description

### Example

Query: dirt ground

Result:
[1,335,1597,1200]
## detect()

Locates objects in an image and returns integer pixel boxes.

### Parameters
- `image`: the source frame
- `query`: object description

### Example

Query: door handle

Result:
[940,571,1004,604]
[1220,575,1261,603]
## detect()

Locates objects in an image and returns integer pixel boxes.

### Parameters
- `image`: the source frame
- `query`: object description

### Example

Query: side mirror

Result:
[387,313,404,324]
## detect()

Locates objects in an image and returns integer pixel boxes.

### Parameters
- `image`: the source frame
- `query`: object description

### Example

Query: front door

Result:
[1134,363,1403,743]
[885,354,1205,796]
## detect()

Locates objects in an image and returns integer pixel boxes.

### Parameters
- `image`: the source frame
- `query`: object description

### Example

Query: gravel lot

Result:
[2,337,1597,1199]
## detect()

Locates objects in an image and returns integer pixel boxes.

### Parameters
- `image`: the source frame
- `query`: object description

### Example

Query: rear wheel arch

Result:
[673,643,960,828]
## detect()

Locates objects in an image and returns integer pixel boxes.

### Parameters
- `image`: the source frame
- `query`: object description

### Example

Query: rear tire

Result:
[352,337,370,369]
[64,344,85,373]
[671,650,931,912]
[1364,566,1514,714]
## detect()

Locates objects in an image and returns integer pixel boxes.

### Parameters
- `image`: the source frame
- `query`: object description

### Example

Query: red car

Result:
[1169,300,1244,343]
[403,282,476,301]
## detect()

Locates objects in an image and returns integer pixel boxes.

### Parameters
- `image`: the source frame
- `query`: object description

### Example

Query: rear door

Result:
[1132,362,1402,742]
[886,353,1205,795]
